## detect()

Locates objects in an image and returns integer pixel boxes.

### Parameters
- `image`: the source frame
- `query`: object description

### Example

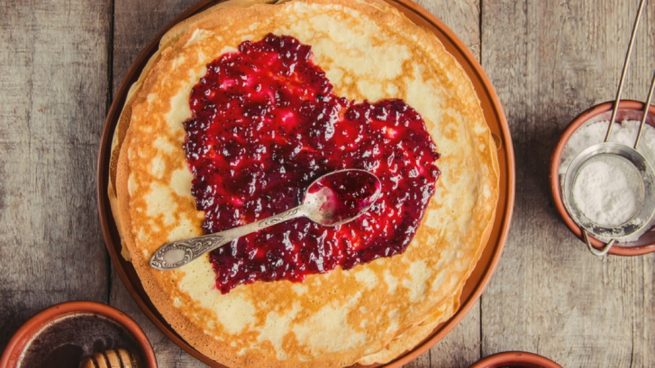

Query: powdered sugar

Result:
[560,120,655,241]
[572,154,643,227]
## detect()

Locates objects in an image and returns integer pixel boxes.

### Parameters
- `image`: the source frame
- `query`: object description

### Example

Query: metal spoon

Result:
[149,169,382,270]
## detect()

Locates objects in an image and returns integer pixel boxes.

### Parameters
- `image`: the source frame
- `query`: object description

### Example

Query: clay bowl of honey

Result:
[470,351,561,368]
[0,301,157,368]
[550,100,655,256]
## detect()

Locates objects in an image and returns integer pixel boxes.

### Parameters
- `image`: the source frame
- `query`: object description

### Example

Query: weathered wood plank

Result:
[0,0,111,349]
[417,0,481,58]
[110,1,207,365]
[481,1,654,367]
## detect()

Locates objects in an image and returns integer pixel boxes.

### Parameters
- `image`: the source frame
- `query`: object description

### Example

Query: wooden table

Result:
[1,1,653,366]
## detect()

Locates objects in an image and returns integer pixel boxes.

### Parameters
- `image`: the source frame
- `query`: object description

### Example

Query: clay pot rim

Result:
[469,351,561,368]
[0,300,157,368]
[549,99,655,256]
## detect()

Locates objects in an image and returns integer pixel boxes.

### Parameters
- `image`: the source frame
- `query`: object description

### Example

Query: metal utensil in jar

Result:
[562,0,655,256]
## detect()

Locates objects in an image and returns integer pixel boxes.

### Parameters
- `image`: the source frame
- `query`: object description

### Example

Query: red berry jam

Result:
[305,170,381,226]
[184,34,440,293]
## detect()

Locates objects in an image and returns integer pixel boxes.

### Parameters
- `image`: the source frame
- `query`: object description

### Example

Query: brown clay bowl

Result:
[470,351,561,368]
[550,100,655,256]
[96,0,514,366]
[0,301,157,368]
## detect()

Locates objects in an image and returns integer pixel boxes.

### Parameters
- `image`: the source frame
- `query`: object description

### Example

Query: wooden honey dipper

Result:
[80,348,138,368]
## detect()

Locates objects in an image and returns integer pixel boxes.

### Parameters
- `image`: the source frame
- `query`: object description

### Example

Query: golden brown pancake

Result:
[109,0,499,367]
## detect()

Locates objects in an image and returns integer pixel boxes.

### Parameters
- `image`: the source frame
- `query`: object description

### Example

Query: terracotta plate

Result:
[96,1,515,366]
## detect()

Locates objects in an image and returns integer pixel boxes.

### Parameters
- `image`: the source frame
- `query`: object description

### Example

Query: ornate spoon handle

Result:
[149,206,304,270]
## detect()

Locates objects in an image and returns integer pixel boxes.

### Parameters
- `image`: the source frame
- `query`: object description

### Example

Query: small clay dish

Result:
[0,301,157,368]
[550,100,655,256]
[470,351,561,368]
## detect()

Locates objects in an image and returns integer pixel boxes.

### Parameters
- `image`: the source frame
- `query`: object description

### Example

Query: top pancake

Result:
[110,0,499,367]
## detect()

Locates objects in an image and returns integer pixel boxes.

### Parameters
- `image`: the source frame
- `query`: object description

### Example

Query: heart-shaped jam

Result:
[184,34,439,293]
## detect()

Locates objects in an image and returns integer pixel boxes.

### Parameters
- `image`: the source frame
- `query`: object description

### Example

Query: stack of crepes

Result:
[108,0,499,367]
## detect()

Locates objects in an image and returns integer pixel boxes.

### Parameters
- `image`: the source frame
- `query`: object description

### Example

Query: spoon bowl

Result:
[303,169,382,226]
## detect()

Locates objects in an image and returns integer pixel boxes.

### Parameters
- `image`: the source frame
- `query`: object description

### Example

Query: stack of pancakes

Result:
[108,0,499,367]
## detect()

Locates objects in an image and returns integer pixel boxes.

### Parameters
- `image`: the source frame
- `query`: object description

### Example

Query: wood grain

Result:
[0,0,111,349]
[481,1,655,367]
